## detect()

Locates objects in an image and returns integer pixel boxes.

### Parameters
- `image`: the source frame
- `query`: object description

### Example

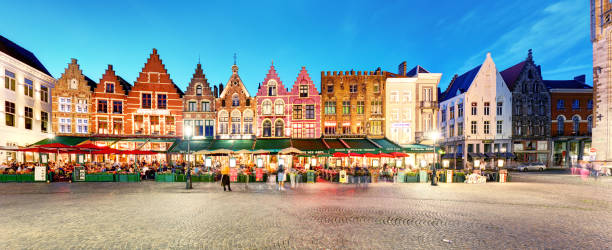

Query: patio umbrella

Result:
[332,152,348,157]
[91,148,124,154]
[210,149,233,155]
[65,149,89,154]
[348,152,363,157]
[363,153,379,158]
[377,153,394,158]
[195,149,212,154]
[390,152,409,158]
[234,149,252,154]
[124,150,158,155]
[278,147,304,155]
[252,149,270,155]
[73,143,107,150]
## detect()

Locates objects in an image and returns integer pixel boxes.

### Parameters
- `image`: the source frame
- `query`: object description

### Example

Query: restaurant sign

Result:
[136,109,170,116]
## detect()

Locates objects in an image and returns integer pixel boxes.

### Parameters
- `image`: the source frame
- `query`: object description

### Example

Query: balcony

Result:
[419,100,437,109]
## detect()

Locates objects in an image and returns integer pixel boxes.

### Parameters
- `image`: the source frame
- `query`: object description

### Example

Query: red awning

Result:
[332,152,348,157]
[73,143,107,150]
[92,148,124,154]
[363,153,379,158]
[390,152,409,157]
[348,152,363,157]
[123,150,158,155]
[377,153,394,158]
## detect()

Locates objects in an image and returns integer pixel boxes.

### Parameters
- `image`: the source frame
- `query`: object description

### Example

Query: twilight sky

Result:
[1,0,592,94]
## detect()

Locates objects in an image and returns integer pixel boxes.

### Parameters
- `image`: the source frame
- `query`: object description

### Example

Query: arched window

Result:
[232,94,239,106]
[275,120,284,137]
[572,115,580,134]
[243,109,253,134]
[231,110,241,134]
[587,115,593,134]
[262,100,272,115]
[263,120,272,137]
[274,99,284,115]
[268,80,277,96]
[219,111,229,134]
[196,85,202,96]
[557,116,565,135]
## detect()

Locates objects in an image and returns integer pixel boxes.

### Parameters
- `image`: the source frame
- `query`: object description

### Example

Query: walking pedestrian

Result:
[221,164,231,192]
[277,164,286,190]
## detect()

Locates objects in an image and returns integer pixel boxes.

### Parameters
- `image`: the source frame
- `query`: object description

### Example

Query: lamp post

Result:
[429,131,440,186]
[185,125,193,190]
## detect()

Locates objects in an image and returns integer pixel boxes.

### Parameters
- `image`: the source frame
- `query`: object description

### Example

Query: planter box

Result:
[417,172,428,183]
[155,173,175,182]
[453,175,466,183]
[4,174,18,182]
[17,174,35,182]
[405,175,418,183]
[85,174,114,182]
[117,174,140,182]
[175,174,186,182]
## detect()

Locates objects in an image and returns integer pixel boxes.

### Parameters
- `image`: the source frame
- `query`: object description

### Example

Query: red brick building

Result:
[124,49,184,144]
[183,63,216,138]
[91,65,131,135]
[216,64,256,139]
[545,75,594,167]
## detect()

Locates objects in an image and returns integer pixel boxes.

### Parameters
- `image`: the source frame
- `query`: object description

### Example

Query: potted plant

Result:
[405,171,418,182]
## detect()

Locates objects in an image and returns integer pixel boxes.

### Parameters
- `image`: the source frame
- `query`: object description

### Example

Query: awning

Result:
[292,139,329,155]
[468,153,485,158]
[168,139,213,153]
[231,140,255,151]
[341,139,380,153]
[485,153,496,158]
[325,139,348,152]
[402,144,435,153]
[30,136,89,146]
[371,138,403,152]
[253,139,292,153]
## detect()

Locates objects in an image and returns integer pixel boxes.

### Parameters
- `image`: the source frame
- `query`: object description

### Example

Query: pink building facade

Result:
[289,67,321,138]
[256,64,291,137]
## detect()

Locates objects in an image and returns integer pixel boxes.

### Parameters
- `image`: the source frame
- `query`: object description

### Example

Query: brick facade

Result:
[255,64,290,138]
[550,91,593,137]
[288,67,321,138]
[124,49,183,137]
[183,63,216,138]
[215,64,256,139]
[320,70,386,138]
[91,65,130,135]
[52,59,93,136]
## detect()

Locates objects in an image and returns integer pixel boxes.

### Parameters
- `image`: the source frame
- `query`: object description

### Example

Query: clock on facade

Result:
[70,79,78,89]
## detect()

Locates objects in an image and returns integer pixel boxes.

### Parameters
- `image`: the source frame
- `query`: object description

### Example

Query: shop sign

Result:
[482,140,494,143]
[255,168,263,181]
[230,168,238,182]
[136,109,170,115]
[446,170,453,183]
[34,166,46,182]
[537,141,547,150]
[391,123,411,128]
[590,148,596,153]
[514,143,523,151]
[339,170,347,183]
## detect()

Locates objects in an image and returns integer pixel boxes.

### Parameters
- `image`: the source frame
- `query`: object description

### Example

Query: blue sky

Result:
[1,0,592,94]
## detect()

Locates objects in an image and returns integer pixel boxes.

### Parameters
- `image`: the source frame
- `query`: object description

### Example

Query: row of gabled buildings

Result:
[438,51,594,168]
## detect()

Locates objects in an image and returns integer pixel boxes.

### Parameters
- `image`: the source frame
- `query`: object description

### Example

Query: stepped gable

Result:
[94,65,131,95]
[134,48,184,97]
[257,62,289,96]
[289,66,319,94]
[185,63,213,96]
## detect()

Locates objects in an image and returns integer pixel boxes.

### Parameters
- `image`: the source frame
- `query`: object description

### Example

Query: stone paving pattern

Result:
[0,173,611,249]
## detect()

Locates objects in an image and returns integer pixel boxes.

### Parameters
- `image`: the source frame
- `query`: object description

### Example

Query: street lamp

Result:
[428,131,440,186]
[184,125,193,190]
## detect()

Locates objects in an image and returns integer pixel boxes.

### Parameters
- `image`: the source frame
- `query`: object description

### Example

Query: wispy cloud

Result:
[457,0,589,74]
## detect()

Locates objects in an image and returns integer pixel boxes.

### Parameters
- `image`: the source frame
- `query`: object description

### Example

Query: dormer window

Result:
[106,83,114,93]
[232,94,240,106]
[299,85,308,97]
[268,80,277,96]
[196,85,202,96]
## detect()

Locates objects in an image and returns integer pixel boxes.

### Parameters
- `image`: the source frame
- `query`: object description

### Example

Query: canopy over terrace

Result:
[253,139,292,153]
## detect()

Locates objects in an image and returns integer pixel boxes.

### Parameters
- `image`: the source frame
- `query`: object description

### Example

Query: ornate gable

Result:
[185,63,213,97]
[130,49,183,97]
[256,63,288,96]
[94,65,129,95]
[219,64,251,98]
[57,58,93,95]
[289,66,319,95]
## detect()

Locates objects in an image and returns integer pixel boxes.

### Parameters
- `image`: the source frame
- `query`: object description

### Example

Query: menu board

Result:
[255,168,263,181]
[229,158,236,168]
[205,158,212,168]
[34,166,46,182]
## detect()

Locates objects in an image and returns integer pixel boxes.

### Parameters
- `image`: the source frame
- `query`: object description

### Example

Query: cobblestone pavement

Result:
[1,177,611,249]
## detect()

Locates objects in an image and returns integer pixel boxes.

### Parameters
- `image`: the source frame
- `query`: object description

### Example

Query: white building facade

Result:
[438,53,512,169]
[0,35,55,162]
[385,64,441,145]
